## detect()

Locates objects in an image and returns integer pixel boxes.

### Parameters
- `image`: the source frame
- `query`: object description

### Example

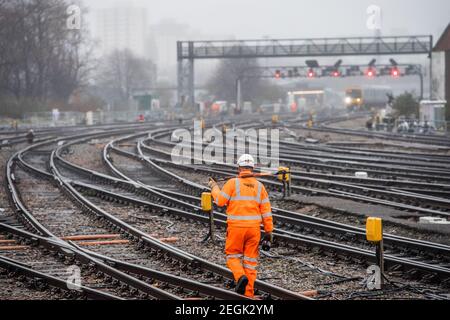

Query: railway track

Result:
[7,125,309,300]
[151,124,450,184]
[286,120,450,148]
[141,136,450,219]
[32,127,444,295]
[2,117,449,300]
[51,132,310,300]
[91,131,450,288]
[2,132,271,300]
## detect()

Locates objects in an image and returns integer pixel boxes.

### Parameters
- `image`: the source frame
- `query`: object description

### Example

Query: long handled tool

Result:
[213,168,291,198]
[215,172,277,182]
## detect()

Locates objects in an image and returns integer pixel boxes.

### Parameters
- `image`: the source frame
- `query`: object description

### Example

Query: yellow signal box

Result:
[201,192,213,212]
[366,217,383,243]
[278,167,290,182]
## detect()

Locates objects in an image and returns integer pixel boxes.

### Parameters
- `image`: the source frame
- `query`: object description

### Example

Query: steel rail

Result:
[140,141,450,218]
[53,132,310,300]
[101,145,450,284]
[6,129,244,300]
[0,255,123,300]
[7,137,189,300]
[287,123,450,147]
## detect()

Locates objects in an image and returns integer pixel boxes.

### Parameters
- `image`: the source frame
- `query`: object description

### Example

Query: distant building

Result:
[149,19,234,84]
[432,23,450,122]
[95,6,148,58]
[149,20,191,83]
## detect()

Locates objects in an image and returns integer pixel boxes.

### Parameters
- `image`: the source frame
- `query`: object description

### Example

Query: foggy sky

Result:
[84,0,450,40]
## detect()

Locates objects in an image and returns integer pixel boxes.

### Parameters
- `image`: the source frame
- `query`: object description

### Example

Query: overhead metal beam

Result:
[177,35,433,104]
[178,36,432,60]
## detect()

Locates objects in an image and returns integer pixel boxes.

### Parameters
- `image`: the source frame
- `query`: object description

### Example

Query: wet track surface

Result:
[1,117,449,300]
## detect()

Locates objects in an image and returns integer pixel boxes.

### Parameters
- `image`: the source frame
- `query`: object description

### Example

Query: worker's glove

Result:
[208,178,218,189]
[261,232,273,251]
[263,232,274,243]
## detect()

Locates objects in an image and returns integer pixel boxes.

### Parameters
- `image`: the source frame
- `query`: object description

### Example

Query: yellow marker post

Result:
[366,217,383,242]
[201,192,215,244]
[272,115,279,125]
[366,217,384,288]
[201,192,213,212]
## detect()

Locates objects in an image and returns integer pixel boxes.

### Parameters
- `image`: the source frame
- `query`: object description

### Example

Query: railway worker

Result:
[208,154,273,298]
[26,129,35,144]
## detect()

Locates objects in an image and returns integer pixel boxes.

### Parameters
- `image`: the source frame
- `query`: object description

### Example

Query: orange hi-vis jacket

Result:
[211,170,274,233]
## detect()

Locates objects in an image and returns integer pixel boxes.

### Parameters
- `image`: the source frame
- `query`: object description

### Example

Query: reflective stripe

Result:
[262,212,273,219]
[220,191,231,201]
[256,182,262,203]
[243,264,257,270]
[235,178,240,197]
[232,179,262,203]
[261,198,270,204]
[243,256,258,263]
[227,254,243,260]
[230,196,260,202]
[228,215,262,221]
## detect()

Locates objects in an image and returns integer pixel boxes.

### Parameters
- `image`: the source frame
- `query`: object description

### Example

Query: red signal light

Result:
[333,71,340,77]
[366,68,376,78]
[275,70,281,79]
[307,69,315,78]
[391,68,400,77]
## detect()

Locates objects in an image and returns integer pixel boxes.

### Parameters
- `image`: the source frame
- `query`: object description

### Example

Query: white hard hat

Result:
[237,154,255,168]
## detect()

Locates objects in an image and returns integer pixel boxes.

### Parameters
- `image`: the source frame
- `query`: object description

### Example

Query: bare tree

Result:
[207,58,260,102]
[0,0,92,117]
[206,58,284,105]
[95,49,156,110]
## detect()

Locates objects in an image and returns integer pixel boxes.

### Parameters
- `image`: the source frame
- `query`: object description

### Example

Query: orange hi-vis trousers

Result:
[225,226,260,298]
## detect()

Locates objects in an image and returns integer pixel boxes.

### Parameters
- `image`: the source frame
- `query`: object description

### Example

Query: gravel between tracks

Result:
[85,185,438,300]
[291,128,450,154]
[64,138,111,175]
[0,272,64,300]
[0,147,67,300]
[103,151,443,300]
[8,136,444,300]
[162,166,450,245]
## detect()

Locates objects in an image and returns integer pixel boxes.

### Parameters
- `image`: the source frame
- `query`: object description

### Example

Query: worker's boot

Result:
[235,275,249,295]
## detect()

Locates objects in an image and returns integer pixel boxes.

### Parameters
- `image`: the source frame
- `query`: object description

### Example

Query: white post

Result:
[236,78,242,112]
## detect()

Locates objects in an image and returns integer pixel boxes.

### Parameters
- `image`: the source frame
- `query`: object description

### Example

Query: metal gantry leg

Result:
[177,42,195,108]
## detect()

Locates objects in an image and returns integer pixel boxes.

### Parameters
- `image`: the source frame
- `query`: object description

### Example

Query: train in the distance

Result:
[345,86,393,111]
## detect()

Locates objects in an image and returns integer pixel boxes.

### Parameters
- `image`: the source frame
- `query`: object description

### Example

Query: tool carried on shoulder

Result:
[213,167,291,198]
